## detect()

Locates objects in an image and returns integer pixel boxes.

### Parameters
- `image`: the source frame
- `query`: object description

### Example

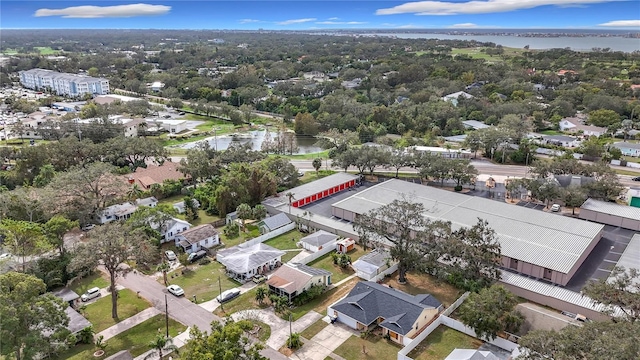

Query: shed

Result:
[352,249,392,281]
[258,213,293,234]
[336,238,356,253]
[299,230,338,252]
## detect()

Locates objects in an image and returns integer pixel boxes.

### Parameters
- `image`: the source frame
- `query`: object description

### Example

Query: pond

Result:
[180,130,324,154]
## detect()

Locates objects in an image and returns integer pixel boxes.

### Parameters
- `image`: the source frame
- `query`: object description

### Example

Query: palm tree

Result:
[255,287,267,305]
[144,335,178,360]
[285,192,295,213]
[127,184,143,201]
[312,158,322,176]
[156,262,170,286]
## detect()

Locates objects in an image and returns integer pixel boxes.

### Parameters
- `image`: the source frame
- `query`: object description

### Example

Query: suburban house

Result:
[352,249,393,281]
[267,263,332,301]
[336,238,356,253]
[118,118,146,138]
[411,146,472,159]
[52,288,91,335]
[328,281,443,345]
[151,119,189,134]
[135,196,158,208]
[174,224,219,253]
[97,202,137,224]
[158,217,192,243]
[541,134,581,148]
[558,117,606,137]
[258,213,294,234]
[124,161,187,190]
[216,243,285,282]
[611,141,640,157]
[299,230,338,252]
[441,91,474,106]
[444,349,499,360]
[148,81,165,92]
[462,120,490,130]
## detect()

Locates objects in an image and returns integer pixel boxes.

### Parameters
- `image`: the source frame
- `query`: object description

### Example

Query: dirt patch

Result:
[279,345,297,357]
[381,272,462,307]
[314,278,359,312]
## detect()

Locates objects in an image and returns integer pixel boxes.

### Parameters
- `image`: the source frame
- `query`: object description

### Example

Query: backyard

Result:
[381,272,462,308]
[157,194,222,227]
[263,229,306,262]
[81,289,152,332]
[333,334,402,360]
[163,261,241,303]
[407,326,483,360]
[57,315,186,359]
[306,244,366,283]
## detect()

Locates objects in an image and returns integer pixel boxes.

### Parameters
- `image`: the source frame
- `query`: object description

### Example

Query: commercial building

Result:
[332,180,605,286]
[579,198,640,231]
[19,69,109,98]
[264,172,358,209]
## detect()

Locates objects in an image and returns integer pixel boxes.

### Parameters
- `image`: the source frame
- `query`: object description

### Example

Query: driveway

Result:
[291,321,356,360]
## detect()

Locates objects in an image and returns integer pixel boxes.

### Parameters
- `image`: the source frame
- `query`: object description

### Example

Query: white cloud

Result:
[449,23,479,28]
[397,24,426,29]
[598,19,640,27]
[316,21,367,25]
[327,17,340,21]
[276,18,317,25]
[239,19,262,24]
[376,0,618,16]
[34,3,170,18]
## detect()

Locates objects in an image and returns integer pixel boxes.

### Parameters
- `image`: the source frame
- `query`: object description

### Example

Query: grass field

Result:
[334,334,402,360]
[263,230,306,250]
[282,150,331,160]
[157,194,222,227]
[68,272,109,295]
[381,272,462,308]
[82,289,152,332]
[58,315,186,359]
[407,326,482,360]
[164,261,241,303]
[306,245,366,283]
[300,319,329,340]
[35,47,59,55]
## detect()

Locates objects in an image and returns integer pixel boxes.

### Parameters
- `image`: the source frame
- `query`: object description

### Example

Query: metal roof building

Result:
[332,180,605,286]
[265,172,359,209]
[580,198,640,231]
[610,234,640,293]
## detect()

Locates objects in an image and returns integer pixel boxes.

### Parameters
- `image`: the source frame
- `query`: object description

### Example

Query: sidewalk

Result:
[199,281,257,312]
[133,327,192,360]
[97,307,161,341]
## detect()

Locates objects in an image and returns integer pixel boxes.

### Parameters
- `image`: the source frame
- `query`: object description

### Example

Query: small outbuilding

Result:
[352,249,392,281]
[336,238,356,253]
[299,230,338,252]
[258,213,293,234]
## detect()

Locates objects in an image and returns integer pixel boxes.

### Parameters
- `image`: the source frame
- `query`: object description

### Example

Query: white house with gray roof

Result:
[352,248,393,281]
[299,230,338,252]
[174,224,219,253]
[216,243,285,282]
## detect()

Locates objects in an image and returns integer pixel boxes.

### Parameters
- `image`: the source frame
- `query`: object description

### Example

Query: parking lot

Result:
[515,201,547,211]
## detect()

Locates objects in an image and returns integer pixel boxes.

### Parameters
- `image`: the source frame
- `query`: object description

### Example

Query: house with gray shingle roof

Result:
[352,249,393,281]
[258,213,293,234]
[328,281,442,345]
[217,243,285,282]
[174,224,219,254]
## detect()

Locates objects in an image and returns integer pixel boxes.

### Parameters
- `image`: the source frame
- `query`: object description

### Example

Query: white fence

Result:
[241,223,296,247]
[295,241,337,265]
[611,159,640,169]
[442,292,470,316]
[370,263,399,282]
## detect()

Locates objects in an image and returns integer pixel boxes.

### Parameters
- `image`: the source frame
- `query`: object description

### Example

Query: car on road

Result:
[167,284,185,297]
[187,250,207,263]
[633,176,640,181]
[252,274,267,284]
[178,112,185,115]
[550,204,561,212]
[81,287,101,302]
[165,250,177,261]
[216,288,241,303]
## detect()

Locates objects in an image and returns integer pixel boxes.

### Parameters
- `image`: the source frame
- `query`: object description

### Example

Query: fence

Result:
[295,241,337,265]
[241,223,296,247]
[611,159,640,169]
[441,291,470,316]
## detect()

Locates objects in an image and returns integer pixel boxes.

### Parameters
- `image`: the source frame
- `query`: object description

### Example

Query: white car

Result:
[81,287,101,302]
[167,284,185,297]
[550,204,561,212]
[165,250,177,261]
[0,253,11,261]
[216,288,241,303]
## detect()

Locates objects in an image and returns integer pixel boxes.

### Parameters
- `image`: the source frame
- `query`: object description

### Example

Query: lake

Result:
[181,130,324,154]
[374,33,640,52]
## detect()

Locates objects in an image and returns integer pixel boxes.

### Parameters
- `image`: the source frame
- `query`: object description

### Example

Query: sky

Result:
[1,0,639,30]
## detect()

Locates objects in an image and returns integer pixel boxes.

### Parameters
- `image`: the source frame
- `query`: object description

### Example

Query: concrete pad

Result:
[291,323,356,360]
[516,302,578,334]
[199,281,256,312]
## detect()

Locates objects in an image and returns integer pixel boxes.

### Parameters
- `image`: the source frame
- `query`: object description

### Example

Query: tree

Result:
[33,164,56,187]
[69,222,157,319]
[255,286,267,305]
[458,285,524,341]
[353,197,451,284]
[287,332,303,349]
[0,219,48,272]
[144,335,178,360]
[589,109,620,127]
[582,266,640,322]
[463,131,483,159]
[184,196,199,221]
[0,272,70,360]
[312,158,322,176]
[180,321,266,360]
[157,262,170,286]
[43,215,79,256]
[386,151,413,178]
[449,159,478,190]
[236,203,253,230]
[252,204,267,221]
[563,186,587,215]
[294,112,319,136]
[168,98,184,109]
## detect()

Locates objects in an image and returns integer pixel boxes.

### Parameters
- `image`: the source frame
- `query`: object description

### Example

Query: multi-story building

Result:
[19,69,109,98]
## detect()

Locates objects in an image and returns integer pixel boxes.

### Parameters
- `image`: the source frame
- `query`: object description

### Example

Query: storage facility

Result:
[332,180,605,286]
[579,198,640,231]
[266,172,358,209]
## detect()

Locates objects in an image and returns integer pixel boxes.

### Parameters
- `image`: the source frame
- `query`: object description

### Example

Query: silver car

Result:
[167,284,185,297]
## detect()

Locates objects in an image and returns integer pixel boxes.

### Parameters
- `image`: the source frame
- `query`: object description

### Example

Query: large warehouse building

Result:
[579,198,640,231]
[267,172,358,209]
[331,180,605,286]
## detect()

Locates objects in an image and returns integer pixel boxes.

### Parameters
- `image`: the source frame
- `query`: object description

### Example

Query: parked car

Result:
[216,288,241,303]
[165,250,177,261]
[550,204,561,212]
[633,176,640,181]
[167,284,185,297]
[252,274,267,284]
[81,224,95,231]
[187,250,207,263]
[0,253,11,260]
[81,287,101,302]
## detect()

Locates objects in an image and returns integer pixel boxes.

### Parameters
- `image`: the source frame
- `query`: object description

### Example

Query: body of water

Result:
[374,33,640,52]
[181,130,324,154]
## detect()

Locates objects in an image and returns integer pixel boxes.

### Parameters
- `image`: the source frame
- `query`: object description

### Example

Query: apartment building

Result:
[19,69,110,98]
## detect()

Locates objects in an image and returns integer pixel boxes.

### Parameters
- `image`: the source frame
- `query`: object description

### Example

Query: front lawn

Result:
[263,230,306,250]
[214,287,268,316]
[334,334,402,360]
[381,272,462,308]
[307,245,366,283]
[289,277,359,321]
[58,315,186,359]
[82,289,152,332]
[69,272,109,295]
[300,319,329,340]
[165,261,241,303]
[407,326,482,360]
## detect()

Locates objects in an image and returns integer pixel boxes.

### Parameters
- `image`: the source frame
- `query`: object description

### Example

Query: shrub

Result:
[454,185,463,192]
[292,284,325,306]
[199,257,211,265]
[287,333,303,349]
[224,222,240,238]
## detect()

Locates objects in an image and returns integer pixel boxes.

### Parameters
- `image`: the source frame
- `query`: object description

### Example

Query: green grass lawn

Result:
[622,156,640,164]
[334,334,402,360]
[218,225,261,248]
[281,150,331,160]
[282,250,303,263]
[307,245,366,284]
[157,194,221,227]
[82,289,152,332]
[58,315,186,359]
[288,277,359,321]
[298,169,337,185]
[263,230,306,250]
[164,261,241,303]
[407,326,482,360]
[300,319,329,340]
[539,129,563,135]
[35,46,59,55]
[214,287,268,317]
[68,272,109,295]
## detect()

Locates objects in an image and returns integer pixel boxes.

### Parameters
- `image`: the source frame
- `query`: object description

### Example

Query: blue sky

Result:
[1,1,639,30]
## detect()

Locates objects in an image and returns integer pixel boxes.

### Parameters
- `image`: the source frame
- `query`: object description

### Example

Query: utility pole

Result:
[289,313,293,343]
[165,294,169,338]
[218,276,223,312]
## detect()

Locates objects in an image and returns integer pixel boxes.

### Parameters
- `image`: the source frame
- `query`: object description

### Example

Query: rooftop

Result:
[612,142,640,150]
[610,233,640,292]
[333,180,604,274]
[260,213,293,231]
[462,120,490,130]
[272,172,358,205]
[52,287,80,303]
[300,230,339,247]
[267,263,331,293]
[217,243,285,274]
[178,224,218,245]
[581,198,640,221]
